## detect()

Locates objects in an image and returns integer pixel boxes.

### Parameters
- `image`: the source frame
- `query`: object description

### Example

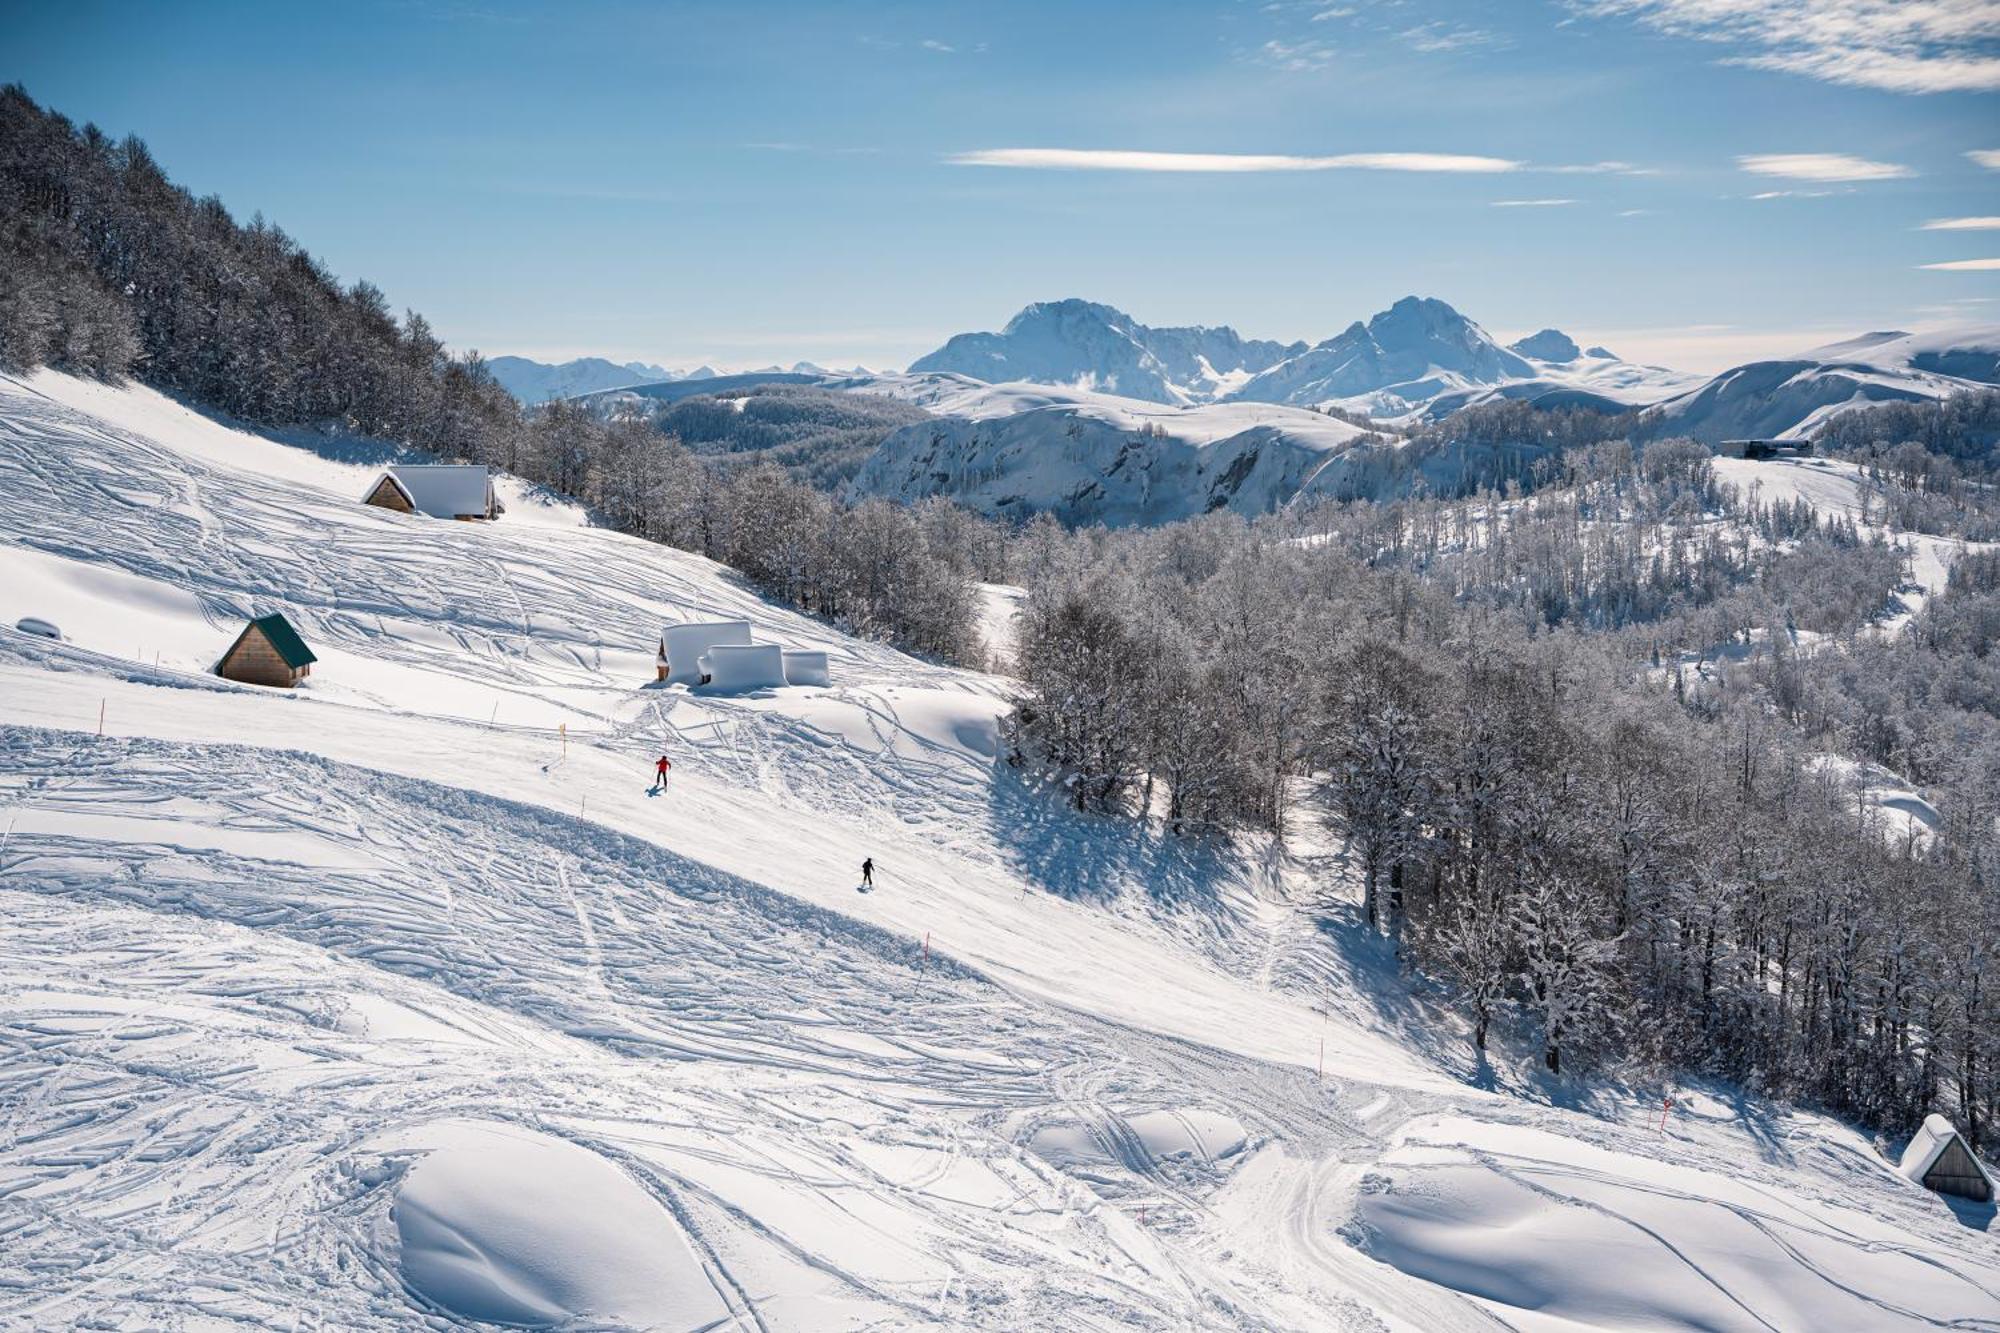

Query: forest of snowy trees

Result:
[5,82,1997,1151]
[1005,445,2000,1143]
[0,86,980,664]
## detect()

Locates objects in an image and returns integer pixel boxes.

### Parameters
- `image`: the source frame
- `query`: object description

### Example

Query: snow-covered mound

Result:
[391,1120,729,1328]
[848,382,1376,524]
[1351,1114,2000,1332]
[907,298,1304,405]
[5,367,1997,1329]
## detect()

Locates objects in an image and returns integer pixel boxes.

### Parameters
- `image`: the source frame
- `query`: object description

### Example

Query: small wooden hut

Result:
[1899,1114,1994,1203]
[216,613,317,688]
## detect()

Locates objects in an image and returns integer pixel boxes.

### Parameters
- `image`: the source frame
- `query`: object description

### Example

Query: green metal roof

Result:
[250,613,317,668]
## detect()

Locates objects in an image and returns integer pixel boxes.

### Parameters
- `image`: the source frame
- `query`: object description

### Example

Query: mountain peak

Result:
[1510,329,1584,362]
[909,299,1301,403]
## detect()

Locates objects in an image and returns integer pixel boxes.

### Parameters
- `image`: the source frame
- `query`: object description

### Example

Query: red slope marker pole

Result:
[1658,1095,1673,1133]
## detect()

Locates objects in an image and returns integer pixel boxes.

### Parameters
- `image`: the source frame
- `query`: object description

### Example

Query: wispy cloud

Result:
[1737,152,1912,181]
[945,148,1523,173]
[1255,39,1338,71]
[1618,208,1656,216]
[1919,258,2000,271]
[1491,198,1578,207]
[1546,160,1648,175]
[920,39,956,53]
[1972,149,2000,169]
[1397,21,1505,53]
[1922,216,2000,231]
[1748,188,1849,199]
[1574,1,2000,94]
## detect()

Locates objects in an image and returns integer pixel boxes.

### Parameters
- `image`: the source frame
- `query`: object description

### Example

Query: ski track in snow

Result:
[1,370,1996,1330]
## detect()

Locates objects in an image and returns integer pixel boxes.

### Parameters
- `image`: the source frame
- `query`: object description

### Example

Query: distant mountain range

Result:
[538,297,2000,526]
[488,356,875,405]
[486,357,710,404]
[904,296,1700,419]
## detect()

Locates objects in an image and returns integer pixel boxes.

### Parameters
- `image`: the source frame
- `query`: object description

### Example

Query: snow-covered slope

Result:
[4,369,1997,1329]
[1643,325,2000,442]
[908,299,1305,405]
[847,380,1378,524]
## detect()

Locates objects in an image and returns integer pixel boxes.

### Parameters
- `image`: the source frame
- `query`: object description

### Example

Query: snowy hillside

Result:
[1644,325,2000,442]
[847,380,1379,524]
[4,369,1998,1330]
[907,299,1304,405]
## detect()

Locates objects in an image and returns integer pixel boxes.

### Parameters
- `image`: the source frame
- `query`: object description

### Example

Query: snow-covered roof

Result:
[701,642,786,691]
[1898,1114,1995,1190]
[373,465,494,519]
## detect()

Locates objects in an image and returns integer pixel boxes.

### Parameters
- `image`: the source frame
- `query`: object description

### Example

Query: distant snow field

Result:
[3,367,1996,1330]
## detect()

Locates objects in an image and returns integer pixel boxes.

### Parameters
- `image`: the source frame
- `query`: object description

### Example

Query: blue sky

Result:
[9,0,1999,371]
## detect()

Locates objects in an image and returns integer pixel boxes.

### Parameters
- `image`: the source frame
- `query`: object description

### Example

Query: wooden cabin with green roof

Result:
[216,613,317,688]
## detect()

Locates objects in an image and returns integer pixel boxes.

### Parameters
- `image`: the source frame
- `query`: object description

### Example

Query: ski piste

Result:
[3,369,1997,1328]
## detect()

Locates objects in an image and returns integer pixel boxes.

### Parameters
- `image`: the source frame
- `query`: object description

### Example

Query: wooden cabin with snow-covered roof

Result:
[362,465,502,521]
[1899,1114,1994,1203]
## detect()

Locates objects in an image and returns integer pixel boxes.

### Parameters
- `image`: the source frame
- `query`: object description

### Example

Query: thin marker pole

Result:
[97,699,105,737]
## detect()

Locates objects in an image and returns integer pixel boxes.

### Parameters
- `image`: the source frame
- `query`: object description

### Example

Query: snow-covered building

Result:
[1899,1114,1994,1203]
[659,620,753,685]
[1721,439,1813,461]
[362,465,502,521]
[702,643,787,691]
[215,612,316,688]
[655,620,827,689]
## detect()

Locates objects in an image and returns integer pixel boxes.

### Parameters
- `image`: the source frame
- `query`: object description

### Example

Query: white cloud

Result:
[1618,208,1656,216]
[1737,152,1912,181]
[1491,198,1579,207]
[1919,258,2000,270]
[1748,188,1848,199]
[945,148,1522,173]
[1972,149,2000,169]
[1575,1,2000,94]
[920,39,956,53]
[1922,216,2000,230]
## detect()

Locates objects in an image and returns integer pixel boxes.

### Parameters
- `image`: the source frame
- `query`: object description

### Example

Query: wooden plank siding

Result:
[217,626,310,688]
[364,476,414,513]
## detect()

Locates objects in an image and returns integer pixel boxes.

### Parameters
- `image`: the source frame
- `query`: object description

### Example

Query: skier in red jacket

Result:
[654,755,672,790]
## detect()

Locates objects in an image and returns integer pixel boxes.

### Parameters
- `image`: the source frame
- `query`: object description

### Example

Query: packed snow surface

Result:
[3,367,1996,1329]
